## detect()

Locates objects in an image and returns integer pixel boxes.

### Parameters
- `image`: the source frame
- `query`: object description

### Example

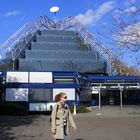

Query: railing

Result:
[0,16,54,61]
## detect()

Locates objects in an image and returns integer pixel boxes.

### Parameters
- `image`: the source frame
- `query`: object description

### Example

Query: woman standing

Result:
[51,92,76,140]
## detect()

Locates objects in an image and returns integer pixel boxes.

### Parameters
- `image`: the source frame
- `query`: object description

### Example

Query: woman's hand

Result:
[73,125,76,130]
[51,128,56,135]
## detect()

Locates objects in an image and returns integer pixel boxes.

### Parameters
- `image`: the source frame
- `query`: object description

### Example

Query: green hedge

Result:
[0,102,28,115]
[69,105,90,113]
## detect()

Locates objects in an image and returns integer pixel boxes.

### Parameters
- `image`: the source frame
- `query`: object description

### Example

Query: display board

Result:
[6,88,28,101]
[29,72,53,83]
[6,72,28,83]
[53,88,75,100]
[29,103,56,111]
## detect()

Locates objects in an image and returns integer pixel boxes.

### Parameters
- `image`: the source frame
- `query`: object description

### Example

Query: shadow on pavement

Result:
[0,115,40,140]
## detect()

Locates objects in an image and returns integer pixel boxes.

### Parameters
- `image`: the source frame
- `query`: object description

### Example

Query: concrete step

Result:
[25,50,97,59]
[41,30,77,36]
[19,59,106,73]
[31,42,90,51]
[36,35,84,43]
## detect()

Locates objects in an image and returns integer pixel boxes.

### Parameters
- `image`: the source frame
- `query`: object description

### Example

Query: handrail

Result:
[0,23,39,60]
[0,16,54,60]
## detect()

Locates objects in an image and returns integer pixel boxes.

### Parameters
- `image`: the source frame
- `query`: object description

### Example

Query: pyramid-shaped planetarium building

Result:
[0,16,113,111]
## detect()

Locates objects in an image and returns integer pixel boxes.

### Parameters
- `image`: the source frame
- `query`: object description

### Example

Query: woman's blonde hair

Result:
[55,92,66,102]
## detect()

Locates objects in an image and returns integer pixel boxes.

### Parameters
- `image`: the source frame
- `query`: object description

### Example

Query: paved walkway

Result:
[0,106,140,140]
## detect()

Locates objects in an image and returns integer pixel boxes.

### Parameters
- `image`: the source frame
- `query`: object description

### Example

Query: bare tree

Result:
[110,8,140,52]
[97,1,140,69]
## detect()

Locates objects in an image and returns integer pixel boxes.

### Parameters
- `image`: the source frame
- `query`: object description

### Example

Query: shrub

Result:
[69,105,90,113]
[0,102,28,115]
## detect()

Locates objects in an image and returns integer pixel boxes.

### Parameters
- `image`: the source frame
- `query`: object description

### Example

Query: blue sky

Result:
[0,0,139,67]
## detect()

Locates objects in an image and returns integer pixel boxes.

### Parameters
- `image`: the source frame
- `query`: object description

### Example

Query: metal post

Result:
[120,89,123,109]
[12,59,15,70]
[99,84,101,110]
[11,50,15,70]
[119,83,123,109]
[137,83,140,89]
[109,56,112,75]
[73,104,77,115]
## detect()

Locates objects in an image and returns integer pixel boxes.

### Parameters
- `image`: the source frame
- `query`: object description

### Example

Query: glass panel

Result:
[29,88,52,101]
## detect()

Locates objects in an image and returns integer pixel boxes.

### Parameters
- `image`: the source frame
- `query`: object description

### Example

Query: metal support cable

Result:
[0,24,28,49]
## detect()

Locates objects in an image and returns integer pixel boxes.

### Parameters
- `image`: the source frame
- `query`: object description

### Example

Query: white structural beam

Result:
[98,83,102,110]
[120,88,123,110]
[118,83,123,109]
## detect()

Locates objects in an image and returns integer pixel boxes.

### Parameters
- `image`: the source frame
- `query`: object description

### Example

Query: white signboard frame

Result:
[6,72,28,83]
[29,72,53,83]
[53,88,75,101]
[29,103,56,111]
